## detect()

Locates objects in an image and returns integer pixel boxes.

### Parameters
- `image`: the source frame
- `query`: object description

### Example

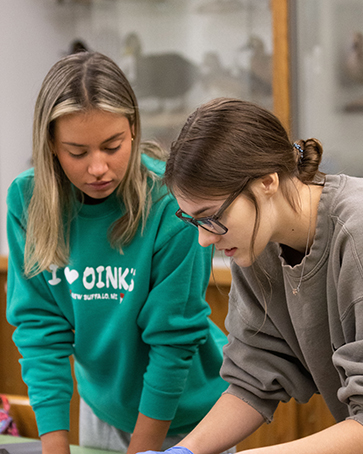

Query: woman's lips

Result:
[223,247,237,257]
[88,180,112,190]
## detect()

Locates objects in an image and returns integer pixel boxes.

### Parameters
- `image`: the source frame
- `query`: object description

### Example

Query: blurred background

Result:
[1,0,363,255]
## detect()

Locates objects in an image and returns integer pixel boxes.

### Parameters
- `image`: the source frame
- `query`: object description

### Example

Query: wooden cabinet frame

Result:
[272,0,291,132]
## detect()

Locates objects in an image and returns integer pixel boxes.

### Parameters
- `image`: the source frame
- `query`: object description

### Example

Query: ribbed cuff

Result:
[34,402,70,436]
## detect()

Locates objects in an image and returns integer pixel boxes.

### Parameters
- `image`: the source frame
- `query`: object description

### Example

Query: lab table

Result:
[0,434,122,454]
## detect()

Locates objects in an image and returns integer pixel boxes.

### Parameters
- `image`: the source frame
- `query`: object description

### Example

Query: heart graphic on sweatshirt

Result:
[65,267,79,284]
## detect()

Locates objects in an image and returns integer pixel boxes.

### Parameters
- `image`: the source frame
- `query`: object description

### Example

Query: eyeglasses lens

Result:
[179,215,224,234]
[199,220,225,234]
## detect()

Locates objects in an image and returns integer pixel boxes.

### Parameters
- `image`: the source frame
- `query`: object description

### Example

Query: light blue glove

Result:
[165,448,194,454]
[138,447,194,454]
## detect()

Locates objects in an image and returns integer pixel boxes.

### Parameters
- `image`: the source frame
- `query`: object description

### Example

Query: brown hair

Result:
[165,98,324,261]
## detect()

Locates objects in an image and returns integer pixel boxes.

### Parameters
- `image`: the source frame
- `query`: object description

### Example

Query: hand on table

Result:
[139,447,193,454]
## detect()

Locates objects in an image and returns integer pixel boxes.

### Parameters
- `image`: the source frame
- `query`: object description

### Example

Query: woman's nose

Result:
[88,152,108,177]
[198,228,219,248]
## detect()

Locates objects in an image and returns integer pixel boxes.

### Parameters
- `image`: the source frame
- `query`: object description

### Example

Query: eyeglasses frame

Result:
[175,186,245,235]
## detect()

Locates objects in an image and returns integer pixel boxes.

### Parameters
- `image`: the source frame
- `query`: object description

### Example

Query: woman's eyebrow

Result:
[62,132,125,147]
[62,141,86,147]
[191,204,218,217]
[101,132,125,144]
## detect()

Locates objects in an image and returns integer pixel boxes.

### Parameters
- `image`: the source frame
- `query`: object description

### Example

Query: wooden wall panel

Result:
[272,0,291,132]
[0,258,79,444]
[0,257,27,396]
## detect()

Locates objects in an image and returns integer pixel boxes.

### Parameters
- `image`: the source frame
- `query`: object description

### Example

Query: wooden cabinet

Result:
[0,257,27,396]
[0,256,79,443]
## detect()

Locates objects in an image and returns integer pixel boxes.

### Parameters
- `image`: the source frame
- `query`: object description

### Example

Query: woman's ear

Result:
[256,173,279,197]
[49,141,55,156]
[50,142,57,157]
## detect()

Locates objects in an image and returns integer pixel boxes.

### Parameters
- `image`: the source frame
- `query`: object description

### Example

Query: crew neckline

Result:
[75,190,122,218]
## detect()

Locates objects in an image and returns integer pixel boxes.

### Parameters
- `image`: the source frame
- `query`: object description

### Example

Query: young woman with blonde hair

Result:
[142,98,363,454]
[6,53,228,454]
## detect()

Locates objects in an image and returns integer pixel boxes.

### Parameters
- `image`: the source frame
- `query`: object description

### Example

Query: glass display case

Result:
[293,0,363,176]
[64,0,273,148]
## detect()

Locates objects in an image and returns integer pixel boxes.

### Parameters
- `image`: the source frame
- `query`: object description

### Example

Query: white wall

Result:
[0,0,80,255]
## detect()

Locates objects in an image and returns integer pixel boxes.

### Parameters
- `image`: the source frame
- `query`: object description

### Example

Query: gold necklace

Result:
[287,185,312,296]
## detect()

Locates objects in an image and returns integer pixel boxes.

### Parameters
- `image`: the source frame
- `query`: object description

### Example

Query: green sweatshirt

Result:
[6,156,228,437]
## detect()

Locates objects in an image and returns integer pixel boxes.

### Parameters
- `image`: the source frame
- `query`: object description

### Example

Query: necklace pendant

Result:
[292,288,298,296]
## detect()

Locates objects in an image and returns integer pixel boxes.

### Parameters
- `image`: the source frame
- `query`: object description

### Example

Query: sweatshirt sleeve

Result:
[329,217,363,427]
[6,177,75,436]
[220,261,317,423]
[136,200,214,421]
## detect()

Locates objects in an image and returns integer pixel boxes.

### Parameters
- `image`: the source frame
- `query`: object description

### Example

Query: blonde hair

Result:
[25,52,166,277]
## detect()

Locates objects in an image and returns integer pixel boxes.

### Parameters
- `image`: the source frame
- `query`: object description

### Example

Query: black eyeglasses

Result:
[175,186,246,235]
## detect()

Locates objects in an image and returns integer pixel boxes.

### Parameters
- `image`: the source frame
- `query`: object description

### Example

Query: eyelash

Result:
[69,145,121,158]
[69,151,86,159]
[105,145,121,153]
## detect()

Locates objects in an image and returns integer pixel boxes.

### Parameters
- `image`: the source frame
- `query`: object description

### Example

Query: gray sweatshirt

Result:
[221,174,363,426]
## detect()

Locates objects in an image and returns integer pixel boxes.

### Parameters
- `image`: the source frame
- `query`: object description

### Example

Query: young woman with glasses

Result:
[141,98,363,454]
[6,53,229,454]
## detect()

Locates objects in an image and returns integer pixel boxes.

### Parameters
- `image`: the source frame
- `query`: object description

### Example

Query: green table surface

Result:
[0,434,122,453]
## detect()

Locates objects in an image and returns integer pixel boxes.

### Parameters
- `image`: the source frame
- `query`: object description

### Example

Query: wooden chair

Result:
[1,394,39,439]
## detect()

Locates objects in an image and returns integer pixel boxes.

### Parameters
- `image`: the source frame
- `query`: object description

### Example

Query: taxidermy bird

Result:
[344,31,363,84]
[341,31,363,112]
[122,32,199,113]
[196,0,244,14]
[242,35,272,96]
[200,51,246,99]
[68,39,89,55]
